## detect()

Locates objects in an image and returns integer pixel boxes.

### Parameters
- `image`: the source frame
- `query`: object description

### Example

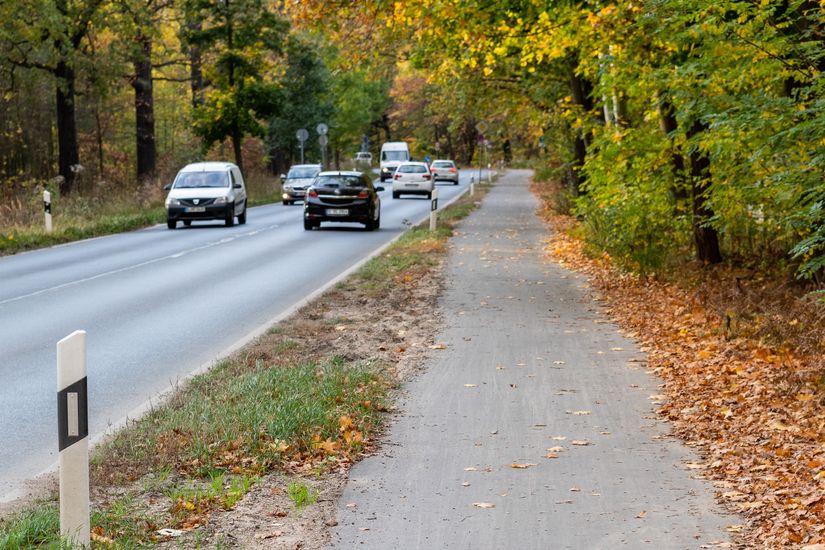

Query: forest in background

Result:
[1,0,823,281]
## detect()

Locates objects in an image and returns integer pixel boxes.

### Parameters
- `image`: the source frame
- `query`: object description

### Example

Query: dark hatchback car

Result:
[303,171,384,231]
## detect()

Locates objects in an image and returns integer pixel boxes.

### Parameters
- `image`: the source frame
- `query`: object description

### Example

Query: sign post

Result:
[429,188,439,232]
[475,121,488,185]
[57,330,90,548]
[44,191,53,234]
[316,123,329,169]
[296,128,309,164]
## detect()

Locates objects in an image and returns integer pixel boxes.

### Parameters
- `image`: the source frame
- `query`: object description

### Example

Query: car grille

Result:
[179,198,216,207]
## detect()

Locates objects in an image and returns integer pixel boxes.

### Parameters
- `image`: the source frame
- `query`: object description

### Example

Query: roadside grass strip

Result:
[0,180,491,548]
[0,180,280,256]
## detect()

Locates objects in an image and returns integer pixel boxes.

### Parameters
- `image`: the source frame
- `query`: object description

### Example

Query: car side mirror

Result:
[163,183,172,191]
[233,182,242,189]
[280,174,286,182]
[376,186,385,192]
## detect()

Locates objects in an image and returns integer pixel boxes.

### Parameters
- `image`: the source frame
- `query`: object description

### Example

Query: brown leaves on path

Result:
[535,180,825,549]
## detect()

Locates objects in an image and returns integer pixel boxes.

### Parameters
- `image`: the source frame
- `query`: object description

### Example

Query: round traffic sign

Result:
[296,128,309,142]
[319,135,328,147]
[316,123,328,135]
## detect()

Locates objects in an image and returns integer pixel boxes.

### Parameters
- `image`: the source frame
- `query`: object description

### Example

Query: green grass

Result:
[287,482,318,511]
[0,504,64,549]
[101,358,389,480]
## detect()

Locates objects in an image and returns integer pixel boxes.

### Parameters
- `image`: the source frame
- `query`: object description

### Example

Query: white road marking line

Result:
[0,225,280,306]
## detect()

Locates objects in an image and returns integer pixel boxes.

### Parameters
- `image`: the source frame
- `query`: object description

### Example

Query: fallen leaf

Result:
[430,343,448,350]
[636,511,647,518]
[473,502,495,509]
[611,347,625,351]
[571,440,590,446]
[254,532,283,540]
[461,482,470,487]
[570,486,581,492]
[568,410,591,415]
[464,467,478,471]
[464,383,478,387]
[511,462,537,469]
[545,452,559,459]
[548,446,564,452]
[552,436,567,441]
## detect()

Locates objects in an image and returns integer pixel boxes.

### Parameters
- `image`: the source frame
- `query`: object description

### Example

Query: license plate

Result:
[186,206,206,213]
[406,184,418,188]
[326,208,348,216]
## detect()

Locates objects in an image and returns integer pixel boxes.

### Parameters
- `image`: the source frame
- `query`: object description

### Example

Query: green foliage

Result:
[266,35,333,167]
[183,0,289,164]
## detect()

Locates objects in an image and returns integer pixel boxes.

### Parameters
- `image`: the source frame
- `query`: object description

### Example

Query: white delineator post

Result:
[429,187,439,231]
[44,190,53,234]
[470,176,475,196]
[57,330,90,547]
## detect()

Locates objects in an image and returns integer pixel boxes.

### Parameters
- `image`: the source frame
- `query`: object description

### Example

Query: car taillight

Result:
[394,174,401,180]
[449,168,457,172]
[423,174,431,180]
[308,189,318,198]
[357,190,369,198]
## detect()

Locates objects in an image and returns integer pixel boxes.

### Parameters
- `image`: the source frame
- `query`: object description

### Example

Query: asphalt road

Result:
[328,170,736,549]
[0,173,475,504]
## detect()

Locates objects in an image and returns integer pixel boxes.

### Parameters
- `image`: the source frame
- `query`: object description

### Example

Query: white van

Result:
[379,141,410,182]
[164,162,247,229]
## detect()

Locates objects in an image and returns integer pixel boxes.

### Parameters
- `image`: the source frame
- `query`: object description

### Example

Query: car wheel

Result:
[183,220,192,227]
[453,179,458,185]
[427,191,433,200]
[238,202,247,224]
[375,211,381,229]
[303,218,315,231]
[225,204,235,227]
[167,219,176,229]
[392,192,399,199]
[283,200,289,206]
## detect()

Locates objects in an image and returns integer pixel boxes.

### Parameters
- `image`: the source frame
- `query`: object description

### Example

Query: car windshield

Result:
[399,165,427,173]
[432,161,454,168]
[382,150,408,161]
[288,167,319,178]
[174,171,229,189]
[315,175,366,188]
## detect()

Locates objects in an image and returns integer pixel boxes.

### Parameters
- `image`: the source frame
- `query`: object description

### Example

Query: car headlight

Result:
[283,185,293,192]
[214,195,230,205]
[165,197,180,207]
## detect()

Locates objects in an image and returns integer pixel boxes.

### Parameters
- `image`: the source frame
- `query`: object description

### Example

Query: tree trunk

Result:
[657,93,688,202]
[231,123,243,172]
[686,120,722,264]
[133,34,156,184]
[187,18,205,108]
[55,59,80,195]
[567,68,596,196]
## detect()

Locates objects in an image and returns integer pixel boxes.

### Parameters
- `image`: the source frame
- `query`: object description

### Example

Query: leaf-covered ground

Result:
[534,182,825,549]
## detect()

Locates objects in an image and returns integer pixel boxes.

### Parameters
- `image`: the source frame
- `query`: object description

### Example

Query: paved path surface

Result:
[327,170,736,549]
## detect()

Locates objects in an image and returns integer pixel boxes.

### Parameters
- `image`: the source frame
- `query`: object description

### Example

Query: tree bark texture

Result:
[55,59,80,195]
[133,34,156,184]
[686,120,723,264]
